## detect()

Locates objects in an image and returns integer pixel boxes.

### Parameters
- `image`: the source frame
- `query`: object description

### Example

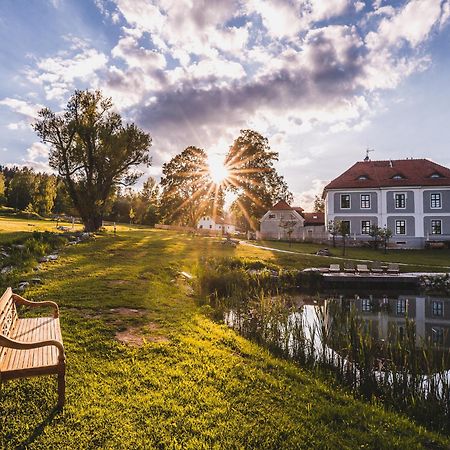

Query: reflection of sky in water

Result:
[223,292,450,386]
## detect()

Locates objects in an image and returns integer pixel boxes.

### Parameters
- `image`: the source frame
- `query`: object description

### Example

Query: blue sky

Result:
[1,0,450,208]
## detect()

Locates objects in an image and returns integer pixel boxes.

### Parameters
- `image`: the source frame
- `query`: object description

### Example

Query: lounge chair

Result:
[329,264,340,273]
[387,263,399,274]
[343,262,355,273]
[370,261,383,273]
[356,264,370,273]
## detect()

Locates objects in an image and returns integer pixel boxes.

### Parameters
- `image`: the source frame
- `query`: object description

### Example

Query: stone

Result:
[1,266,13,274]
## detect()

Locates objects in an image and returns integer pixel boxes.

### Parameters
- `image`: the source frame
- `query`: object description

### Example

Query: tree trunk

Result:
[83,212,103,232]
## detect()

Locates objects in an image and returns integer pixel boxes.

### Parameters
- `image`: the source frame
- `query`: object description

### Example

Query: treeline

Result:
[0,166,160,226]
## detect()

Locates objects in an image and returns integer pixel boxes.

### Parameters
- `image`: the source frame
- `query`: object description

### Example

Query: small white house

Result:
[197,216,236,234]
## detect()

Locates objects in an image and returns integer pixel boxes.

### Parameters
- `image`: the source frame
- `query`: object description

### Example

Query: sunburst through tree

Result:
[159,130,291,230]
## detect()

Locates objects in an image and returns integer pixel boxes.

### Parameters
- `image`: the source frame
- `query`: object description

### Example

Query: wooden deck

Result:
[321,272,420,286]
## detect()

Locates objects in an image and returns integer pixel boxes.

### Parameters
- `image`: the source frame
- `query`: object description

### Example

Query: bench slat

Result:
[1,318,61,374]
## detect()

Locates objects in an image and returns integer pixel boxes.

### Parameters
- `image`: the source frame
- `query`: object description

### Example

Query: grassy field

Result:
[252,239,450,272]
[1,219,449,449]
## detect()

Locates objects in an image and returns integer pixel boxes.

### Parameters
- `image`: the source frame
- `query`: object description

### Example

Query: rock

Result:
[17,281,30,291]
[0,252,10,258]
[48,254,58,261]
[30,278,43,284]
[38,256,49,263]
[13,244,26,250]
[1,266,13,274]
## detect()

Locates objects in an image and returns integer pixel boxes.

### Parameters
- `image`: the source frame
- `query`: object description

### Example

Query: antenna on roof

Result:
[364,148,374,162]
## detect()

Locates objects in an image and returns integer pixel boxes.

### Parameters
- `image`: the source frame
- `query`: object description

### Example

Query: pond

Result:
[217,288,450,431]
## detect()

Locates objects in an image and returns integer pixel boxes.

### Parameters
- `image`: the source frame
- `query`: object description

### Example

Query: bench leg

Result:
[57,367,66,409]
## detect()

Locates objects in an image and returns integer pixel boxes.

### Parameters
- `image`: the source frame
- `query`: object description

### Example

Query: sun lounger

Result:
[356,264,370,273]
[343,262,355,273]
[370,261,383,273]
[329,264,340,273]
[387,263,399,274]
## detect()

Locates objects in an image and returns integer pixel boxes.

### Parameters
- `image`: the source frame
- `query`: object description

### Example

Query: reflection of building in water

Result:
[335,295,450,349]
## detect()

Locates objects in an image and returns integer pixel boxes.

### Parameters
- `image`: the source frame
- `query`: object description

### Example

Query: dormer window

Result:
[430,172,443,178]
[392,174,404,180]
[357,175,369,180]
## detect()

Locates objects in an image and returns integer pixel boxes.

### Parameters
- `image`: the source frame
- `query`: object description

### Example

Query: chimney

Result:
[389,160,393,168]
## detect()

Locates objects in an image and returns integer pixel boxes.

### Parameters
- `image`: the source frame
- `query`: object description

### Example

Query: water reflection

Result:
[340,294,450,352]
[220,290,450,431]
[222,291,450,372]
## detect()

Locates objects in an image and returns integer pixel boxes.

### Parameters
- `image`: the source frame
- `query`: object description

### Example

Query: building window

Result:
[360,194,370,209]
[268,214,276,219]
[431,327,444,345]
[341,220,351,234]
[395,220,406,235]
[431,220,442,235]
[432,301,444,317]
[430,193,442,209]
[361,298,371,312]
[340,194,350,209]
[395,193,406,209]
[361,220,371,235]
[396,298,407,315]
[209,225,212,229]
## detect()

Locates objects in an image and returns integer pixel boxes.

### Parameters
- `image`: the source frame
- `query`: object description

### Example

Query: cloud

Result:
[6,121,30,131]
[21,142,52,172]
[367,0,448,49]
[25,44,108,100]
[0,98,43,119]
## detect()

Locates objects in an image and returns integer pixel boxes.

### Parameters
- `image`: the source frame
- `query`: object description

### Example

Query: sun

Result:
[208,155,230,185]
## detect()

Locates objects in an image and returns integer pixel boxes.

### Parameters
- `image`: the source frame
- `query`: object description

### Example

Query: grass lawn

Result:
[1,220,449,449]
[253,240,450,272]
[0,216,84,244]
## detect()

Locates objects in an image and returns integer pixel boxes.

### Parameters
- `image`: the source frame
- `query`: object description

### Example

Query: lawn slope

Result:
[0,227,448,449]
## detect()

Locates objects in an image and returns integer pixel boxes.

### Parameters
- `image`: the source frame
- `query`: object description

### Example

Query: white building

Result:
[259,200,326,241]
[323,158,450,248]
[197,215,236,234]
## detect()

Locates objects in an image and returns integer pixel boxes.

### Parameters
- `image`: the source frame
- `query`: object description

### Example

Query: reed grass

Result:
[213,289,450,434]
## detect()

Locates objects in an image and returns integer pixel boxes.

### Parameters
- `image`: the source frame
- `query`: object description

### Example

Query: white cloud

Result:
[6,121,30,131]
[14,142,53,172]
[26,47,108,100]
[367,0,446,49]
[0,98,43,119]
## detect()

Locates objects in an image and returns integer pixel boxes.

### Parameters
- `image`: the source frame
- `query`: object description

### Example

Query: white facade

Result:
[197,216,236,234]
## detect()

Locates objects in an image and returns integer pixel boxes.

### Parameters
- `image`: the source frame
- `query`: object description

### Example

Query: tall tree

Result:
[313,195,325,213]
[160,146,223,227]
[33,174,57,216]
[7,168,37,211]
[0,172,5,205]
[34,90,152,231]
[225,130,292,230]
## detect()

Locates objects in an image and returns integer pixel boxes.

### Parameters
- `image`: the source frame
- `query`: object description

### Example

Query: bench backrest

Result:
[0,288,17,337]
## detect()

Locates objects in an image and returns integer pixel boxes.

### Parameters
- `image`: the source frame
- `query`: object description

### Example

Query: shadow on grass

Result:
[17,407,60,450]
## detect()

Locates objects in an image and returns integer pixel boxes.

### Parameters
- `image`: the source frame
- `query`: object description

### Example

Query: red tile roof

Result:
[303,212,325,226]
[271,200,293,210]
[324,159,450,190]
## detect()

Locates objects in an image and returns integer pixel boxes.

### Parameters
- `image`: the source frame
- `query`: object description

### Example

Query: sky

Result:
[1,0,450,210]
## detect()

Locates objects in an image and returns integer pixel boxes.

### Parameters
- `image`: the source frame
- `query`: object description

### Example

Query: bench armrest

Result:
[12,293,59,318]
[0,334,65,363]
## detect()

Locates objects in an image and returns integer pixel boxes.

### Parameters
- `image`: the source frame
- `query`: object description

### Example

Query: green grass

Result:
[1,220,449,448]
[252,240,450,272]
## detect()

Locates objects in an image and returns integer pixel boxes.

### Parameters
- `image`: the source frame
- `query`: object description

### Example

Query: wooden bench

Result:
[0,287,66,408]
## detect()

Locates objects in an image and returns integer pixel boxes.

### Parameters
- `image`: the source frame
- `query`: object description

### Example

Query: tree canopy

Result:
[33,90,152,231]
[225,130,292,230]
[160,146,224,227]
